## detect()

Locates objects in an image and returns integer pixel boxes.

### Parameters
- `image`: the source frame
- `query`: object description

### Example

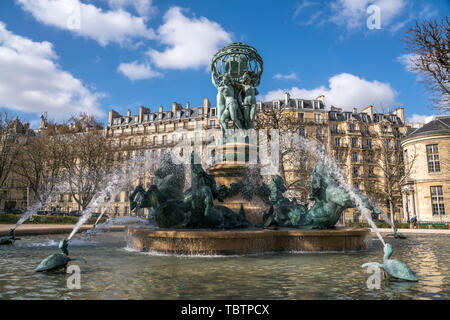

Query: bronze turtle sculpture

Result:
[35,239,86,272]
[0,229,20,245]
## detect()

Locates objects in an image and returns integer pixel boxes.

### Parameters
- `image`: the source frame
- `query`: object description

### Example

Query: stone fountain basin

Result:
[126,226,371,255]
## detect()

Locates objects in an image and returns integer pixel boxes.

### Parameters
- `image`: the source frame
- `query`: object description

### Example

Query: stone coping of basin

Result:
[126,226,372,254]
[0,224,124,236]
[127,227,369,238]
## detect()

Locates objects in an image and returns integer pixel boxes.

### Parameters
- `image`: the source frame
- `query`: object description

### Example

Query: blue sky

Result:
[0,0,449,128]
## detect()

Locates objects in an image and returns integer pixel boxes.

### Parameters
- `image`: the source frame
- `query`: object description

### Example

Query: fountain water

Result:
[295,136,386,245]
[33,150,168,269]
[67,150,162,241]
[14,181,69,231]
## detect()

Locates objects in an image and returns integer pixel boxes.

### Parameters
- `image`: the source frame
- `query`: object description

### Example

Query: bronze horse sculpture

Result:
[262,161,382,229]
[129,152,249,229]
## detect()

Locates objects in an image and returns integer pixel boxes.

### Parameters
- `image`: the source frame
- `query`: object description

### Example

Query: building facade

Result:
[401,117,450,223]
[98,94,410,222]
[4,94,418,223]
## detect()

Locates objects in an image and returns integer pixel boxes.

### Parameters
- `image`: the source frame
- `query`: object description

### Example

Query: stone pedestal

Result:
[207,141,268,226]
[126,227,372,255]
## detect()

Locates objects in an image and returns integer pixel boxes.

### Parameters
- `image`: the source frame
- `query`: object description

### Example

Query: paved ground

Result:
[373,228,449,235]
[0,224,124,236]
[1,224,448,237]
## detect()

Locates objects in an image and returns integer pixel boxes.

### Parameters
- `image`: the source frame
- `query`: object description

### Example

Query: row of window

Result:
[113,119,218,136]
[112,109,218,126]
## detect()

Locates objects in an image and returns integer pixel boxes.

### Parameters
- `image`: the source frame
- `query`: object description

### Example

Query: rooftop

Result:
[406,116,450,138]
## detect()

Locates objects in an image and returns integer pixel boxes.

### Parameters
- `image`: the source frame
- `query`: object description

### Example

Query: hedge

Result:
[0,214,106,225]
[346,221,449,229]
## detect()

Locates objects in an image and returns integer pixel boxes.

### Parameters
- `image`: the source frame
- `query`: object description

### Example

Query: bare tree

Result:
[13,132,66,206]
[403,17,450,111]
[61,130,114,210]
[0,112,30,189]
[255,104,318,202]
[370,130,418,223]
[52,114,114,211]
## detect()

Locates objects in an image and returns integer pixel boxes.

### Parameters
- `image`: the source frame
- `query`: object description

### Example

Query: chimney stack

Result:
[159,105,163,113]
[127,109,131,117]
[139,106,149,123]
[361,105,374,119]
[203,97,210,115]
[285,92,290,106]
[315,95,325,103]
[108,110,121,127]
[172,102,182,113]
[394,107,405,123]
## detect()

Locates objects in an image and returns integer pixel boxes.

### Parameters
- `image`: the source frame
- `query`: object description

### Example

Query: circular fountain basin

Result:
[126,227,371,255]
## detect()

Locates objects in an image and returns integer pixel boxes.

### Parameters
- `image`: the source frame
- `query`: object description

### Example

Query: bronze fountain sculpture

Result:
[33,42,416,281]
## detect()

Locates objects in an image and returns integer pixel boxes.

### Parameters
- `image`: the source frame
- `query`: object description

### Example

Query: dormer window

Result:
[185,110,190,117]
[158,113,163,120]
[143,115,148,122]
[134,116,138,123]
[176,111,181,118]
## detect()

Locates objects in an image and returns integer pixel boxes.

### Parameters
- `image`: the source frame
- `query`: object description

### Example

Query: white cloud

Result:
[273,72,299,81]
[407,114,436,124]
[418,4,438,19]
[293,1,318,19]
[117,61,162,80]
[16,0,155,46]
[397,53,419,72]
[263,73,397,111]
[147,6,232,70]
[0,22,103,119]
[329,0,406,30]
[106,0,157,18]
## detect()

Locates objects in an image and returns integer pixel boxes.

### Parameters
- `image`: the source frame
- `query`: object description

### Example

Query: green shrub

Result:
[0,214,106,225]
[346,220,448,229]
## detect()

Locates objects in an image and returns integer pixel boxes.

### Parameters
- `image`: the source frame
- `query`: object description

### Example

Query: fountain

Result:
[30,42,417,282]
[126,42,387,259]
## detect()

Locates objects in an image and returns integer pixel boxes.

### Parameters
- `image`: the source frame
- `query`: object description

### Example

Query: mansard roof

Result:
[407,116,450,138]
[110,106,214,127]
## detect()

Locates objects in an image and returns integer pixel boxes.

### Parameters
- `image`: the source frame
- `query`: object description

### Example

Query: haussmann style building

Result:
[4,93,447,225]
[401,116,449,223]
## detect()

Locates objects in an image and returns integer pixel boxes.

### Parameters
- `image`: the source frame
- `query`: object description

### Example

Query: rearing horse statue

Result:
[262,161,381,229]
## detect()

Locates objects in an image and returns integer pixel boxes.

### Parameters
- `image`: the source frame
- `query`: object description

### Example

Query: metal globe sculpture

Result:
[211,42,263,134]
[211,42,263,88]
